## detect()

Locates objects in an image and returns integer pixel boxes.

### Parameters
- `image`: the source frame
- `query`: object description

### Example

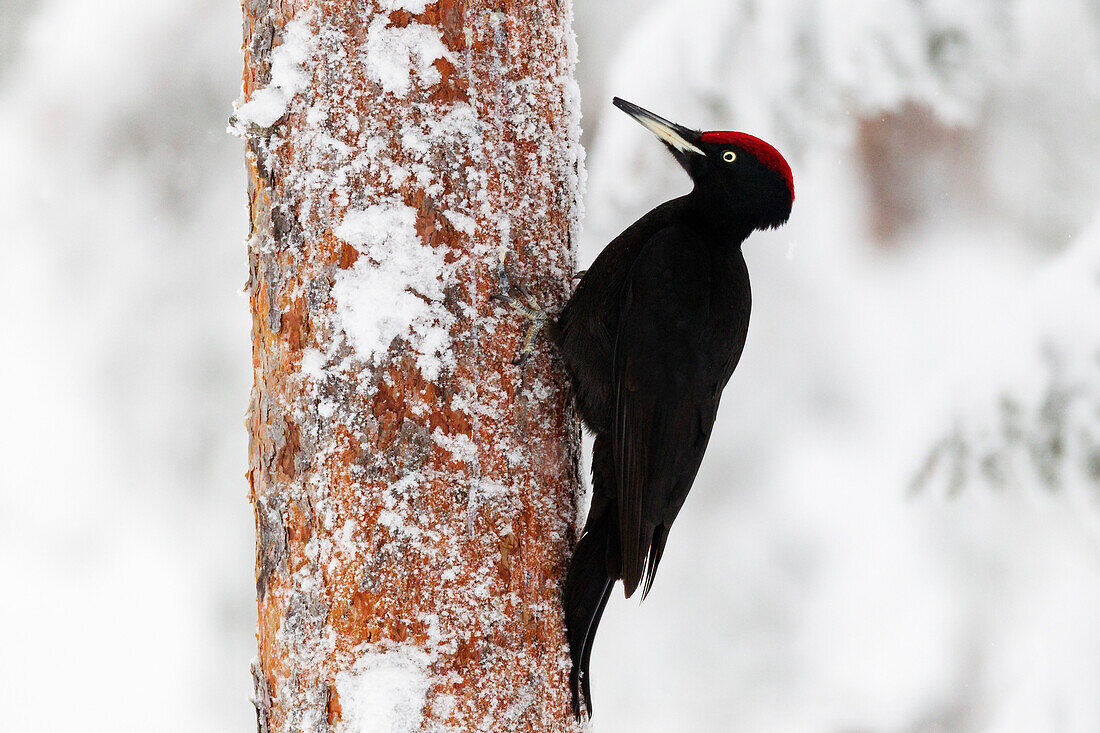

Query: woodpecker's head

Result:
[614,97,794,232]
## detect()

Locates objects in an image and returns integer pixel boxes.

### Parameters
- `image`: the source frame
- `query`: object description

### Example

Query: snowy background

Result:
[2,0,1099,731]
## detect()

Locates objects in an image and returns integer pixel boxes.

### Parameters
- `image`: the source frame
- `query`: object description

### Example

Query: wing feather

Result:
[610,230,718,597]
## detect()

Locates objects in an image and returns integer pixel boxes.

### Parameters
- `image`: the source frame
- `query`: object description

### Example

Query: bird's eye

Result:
[722,150,737,163]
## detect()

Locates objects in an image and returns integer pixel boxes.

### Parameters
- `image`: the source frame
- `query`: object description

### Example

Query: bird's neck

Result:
[683,187,754,245]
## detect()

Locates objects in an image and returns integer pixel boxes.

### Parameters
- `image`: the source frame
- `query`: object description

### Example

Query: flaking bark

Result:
[239,1,585,730]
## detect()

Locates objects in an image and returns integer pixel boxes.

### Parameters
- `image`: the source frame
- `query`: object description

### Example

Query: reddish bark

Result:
[239,1,585,730]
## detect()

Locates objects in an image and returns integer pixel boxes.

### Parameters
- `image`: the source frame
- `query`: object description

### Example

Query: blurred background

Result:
[2,0,1099,731]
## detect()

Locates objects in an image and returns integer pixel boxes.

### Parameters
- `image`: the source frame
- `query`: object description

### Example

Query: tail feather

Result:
[563,513,616,719]
[578,577,613,716]
[640,524,668,600]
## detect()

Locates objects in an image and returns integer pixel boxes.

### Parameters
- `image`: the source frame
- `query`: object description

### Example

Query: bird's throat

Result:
[683,188,754,244]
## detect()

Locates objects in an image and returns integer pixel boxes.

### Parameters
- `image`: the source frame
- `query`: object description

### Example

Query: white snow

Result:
[300,347,327,382]
[334,644,435,733]
[363,17,453,97]
[379,0,430,12]
[445,211,475,236]
[232,10,317,129]
[331,203,454,381]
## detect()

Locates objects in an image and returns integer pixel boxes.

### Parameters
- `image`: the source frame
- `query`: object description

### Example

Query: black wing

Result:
[553,197,691,433]
[612,228,743,597]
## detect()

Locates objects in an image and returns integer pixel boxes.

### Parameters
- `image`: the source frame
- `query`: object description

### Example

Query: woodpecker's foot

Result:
[492,283,549,365]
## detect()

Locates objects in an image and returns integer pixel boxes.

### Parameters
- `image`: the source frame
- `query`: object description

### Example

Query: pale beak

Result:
[613,97,705,162]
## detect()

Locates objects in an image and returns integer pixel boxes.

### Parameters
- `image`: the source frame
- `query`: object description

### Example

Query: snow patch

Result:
[334,644,434,733]
[332,203,453,380]
[363,18,452,97]
[232,10,316,129]
[300,347,326,382]
[379,0,430,12]
[445,212,475,236]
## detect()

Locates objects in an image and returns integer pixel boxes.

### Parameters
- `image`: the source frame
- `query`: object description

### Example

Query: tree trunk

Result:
[236,1,585,730]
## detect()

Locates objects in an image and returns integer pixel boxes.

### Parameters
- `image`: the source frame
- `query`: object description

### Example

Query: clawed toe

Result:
[493,282,549,364]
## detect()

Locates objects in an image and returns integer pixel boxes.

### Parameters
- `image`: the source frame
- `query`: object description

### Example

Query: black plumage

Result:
[552,98,794,718]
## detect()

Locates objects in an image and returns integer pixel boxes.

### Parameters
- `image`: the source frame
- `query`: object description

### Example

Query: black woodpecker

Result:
[548,98,794,719]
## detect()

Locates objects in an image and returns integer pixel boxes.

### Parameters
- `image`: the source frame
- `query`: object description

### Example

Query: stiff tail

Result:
[563,513,615,719]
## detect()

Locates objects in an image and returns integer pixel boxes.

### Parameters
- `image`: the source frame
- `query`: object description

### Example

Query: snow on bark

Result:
[236,0,586,730]
[362,17,454,97]
[232,9,318,131]
[331,202,455,380]
[333,643,436,732]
